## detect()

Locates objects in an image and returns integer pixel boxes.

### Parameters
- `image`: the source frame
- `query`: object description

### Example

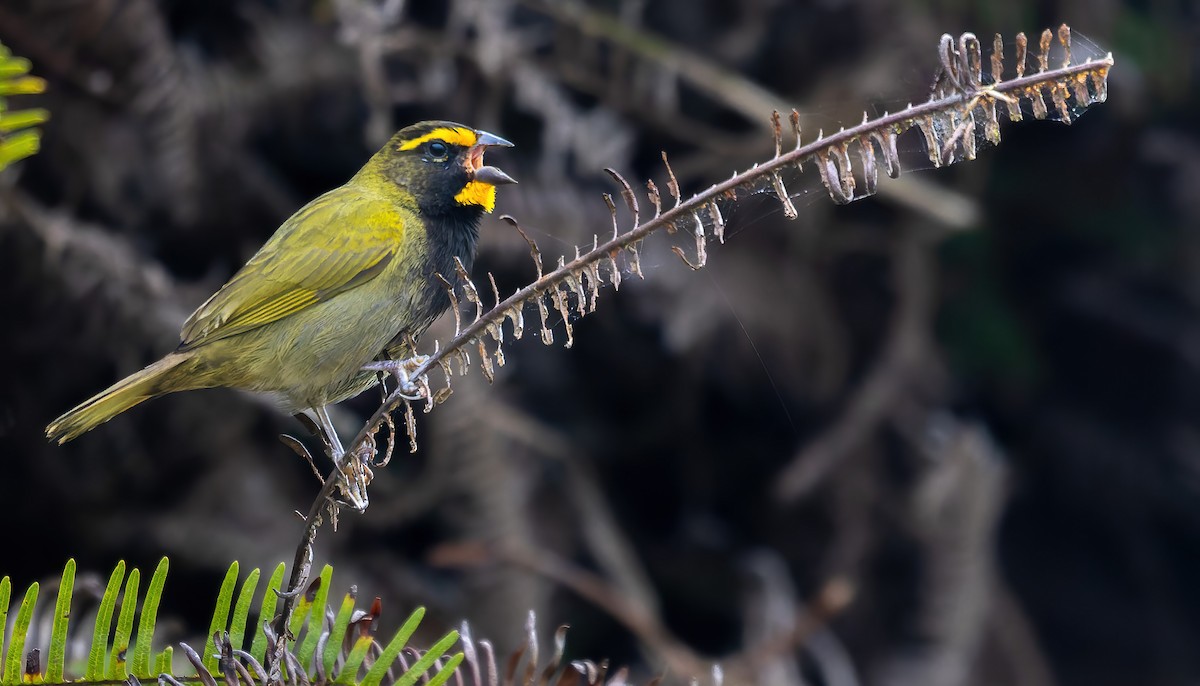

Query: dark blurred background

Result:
[1,1,1197,685]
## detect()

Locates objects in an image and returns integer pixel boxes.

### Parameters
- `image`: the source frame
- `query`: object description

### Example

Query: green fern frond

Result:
[0,41,47,170]
[1,559,461,686]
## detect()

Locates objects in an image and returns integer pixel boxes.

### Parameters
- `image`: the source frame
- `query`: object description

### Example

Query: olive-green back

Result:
[179,184,403,350]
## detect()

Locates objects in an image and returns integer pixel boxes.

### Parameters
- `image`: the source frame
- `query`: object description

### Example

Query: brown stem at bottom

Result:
[264,468,341,682]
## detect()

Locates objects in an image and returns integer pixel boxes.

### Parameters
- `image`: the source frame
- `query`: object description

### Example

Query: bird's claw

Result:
[362,355,429,400]
[332,443,374,512]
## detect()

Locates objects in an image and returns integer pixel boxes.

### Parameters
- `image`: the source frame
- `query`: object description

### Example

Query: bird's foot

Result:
[332,442,375,512]
[362,355,430,400]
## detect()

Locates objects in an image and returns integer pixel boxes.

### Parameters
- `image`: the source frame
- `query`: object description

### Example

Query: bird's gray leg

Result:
[303,405,370,511]
[303,406,344,461]
[362,355,429,400]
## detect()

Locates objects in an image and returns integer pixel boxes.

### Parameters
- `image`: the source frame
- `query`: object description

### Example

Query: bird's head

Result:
[375,121,517,216]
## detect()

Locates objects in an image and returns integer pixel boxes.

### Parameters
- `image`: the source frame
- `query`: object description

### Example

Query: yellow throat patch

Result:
[455,181,498,213]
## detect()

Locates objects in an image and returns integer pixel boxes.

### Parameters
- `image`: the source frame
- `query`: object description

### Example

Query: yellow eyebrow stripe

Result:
[397,127,478,151]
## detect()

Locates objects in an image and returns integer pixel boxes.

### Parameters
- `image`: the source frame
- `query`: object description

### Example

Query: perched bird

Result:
[47,121,516,452]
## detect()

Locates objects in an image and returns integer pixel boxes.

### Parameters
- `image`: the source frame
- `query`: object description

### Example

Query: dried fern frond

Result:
[334,24,1111,459]
[458,612,660,686]
[272,27,1112,626]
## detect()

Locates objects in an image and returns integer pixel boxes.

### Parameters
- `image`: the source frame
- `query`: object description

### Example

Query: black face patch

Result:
[371,121,495,356]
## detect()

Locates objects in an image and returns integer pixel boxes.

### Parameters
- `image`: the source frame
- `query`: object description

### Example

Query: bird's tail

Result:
[46,352,195,444]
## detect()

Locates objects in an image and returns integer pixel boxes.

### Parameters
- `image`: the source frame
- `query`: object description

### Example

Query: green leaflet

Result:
[424,653,466,686]
[106,568,141,679]
[333,634,375,686]
[228,568,261,655]
[0,76,44,96]
[203,562,241,675]
[0,108,48,132]
[391,631,460,686]
[132,558,169,678]
[84,561,125,681]
[359,608,426,686]
[322,591,358,675]
[250,563,286,664]
[0,131,39,168]
[2,581,38,685]
[0,577,10,648]
[46,560,75,683]
[294,565,333,671]
[156,646,173,675]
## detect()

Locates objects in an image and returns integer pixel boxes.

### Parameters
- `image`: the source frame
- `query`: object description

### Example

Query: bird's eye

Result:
[427,141,449,159]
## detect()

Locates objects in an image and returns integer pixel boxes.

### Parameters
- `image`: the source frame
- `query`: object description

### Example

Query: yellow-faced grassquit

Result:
[47,121,516,450]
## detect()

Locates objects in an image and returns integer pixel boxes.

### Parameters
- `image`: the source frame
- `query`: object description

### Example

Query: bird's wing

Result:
[180,185,402,349]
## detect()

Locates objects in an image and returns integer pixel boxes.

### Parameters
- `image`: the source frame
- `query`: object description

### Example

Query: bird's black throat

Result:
[411,203,484,342]
[428,203,482,279]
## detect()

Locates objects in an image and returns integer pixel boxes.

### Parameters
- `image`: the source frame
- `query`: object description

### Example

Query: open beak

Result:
[467,129,517,186]
[475,131,514,148]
